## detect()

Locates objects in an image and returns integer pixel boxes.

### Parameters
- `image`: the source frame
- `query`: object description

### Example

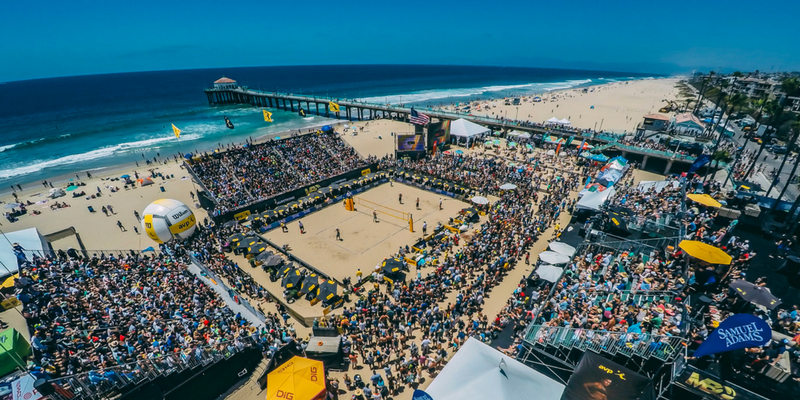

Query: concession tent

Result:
[0,328,30,376]
[425,338,564,400]
[450,118,490,144]
[546,117,561,124]
[576,186,617,211]
[507,130,531,139]
[0,228,50,277]
[559,118,571,125]
[535,264,563,283]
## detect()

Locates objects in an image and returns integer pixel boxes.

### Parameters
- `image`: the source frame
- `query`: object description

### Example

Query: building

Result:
[214,77,237,90]
[732,77,780,99]
[788,96,800,112]
[642,113,670,131]
[672,112,705,135]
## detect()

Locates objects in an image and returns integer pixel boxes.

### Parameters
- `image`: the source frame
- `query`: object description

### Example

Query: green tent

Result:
[0,328,30,376]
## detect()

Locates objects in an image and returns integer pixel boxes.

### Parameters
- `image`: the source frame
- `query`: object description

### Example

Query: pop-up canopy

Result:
[267,356,326,400]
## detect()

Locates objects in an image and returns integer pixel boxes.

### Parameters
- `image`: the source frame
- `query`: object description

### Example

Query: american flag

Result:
[409,108,430,125]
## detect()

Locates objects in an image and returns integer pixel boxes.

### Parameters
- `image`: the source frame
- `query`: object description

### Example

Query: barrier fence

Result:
[188,255,267,325]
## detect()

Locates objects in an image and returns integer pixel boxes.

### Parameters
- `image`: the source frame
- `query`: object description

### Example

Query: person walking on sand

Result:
[335,227,342,241]
[101,206,108,216]
[134,210,141,222]
[373,209,379,223]
[398,192,403,204]
[117,220,126,231]
[439,198,443,210]
[107,205,115,214]
[281,222,288,232]
[299,221,305,234]
[422,221,427,235]
[415,198,420,210]
[525,252,530,265]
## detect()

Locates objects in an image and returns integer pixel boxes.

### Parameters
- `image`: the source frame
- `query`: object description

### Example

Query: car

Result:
[771,146,787,154]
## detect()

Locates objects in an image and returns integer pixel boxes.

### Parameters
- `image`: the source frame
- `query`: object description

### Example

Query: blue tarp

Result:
[321,125,333,132]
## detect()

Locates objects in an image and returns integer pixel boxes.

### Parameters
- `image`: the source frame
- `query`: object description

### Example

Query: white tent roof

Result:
[425,338,564,400]
[450,118,490,138]
[507,130,531,139]
[538,251,571,265]
[546,117,560,123]
[576,187,617,211]
[0,228,50,277]
[535,264,563,282]
[559,118,571,125]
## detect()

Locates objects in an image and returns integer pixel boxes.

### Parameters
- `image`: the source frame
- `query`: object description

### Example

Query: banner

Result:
[692,314,771,358]
[412,389,434,400]
[561,352,652,400]
[688,154,711,173]
[11,375,42,400]
[397,135,426,151]
[677,366,760,400]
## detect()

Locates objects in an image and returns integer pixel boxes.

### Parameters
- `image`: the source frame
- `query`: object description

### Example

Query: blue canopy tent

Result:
[321,125,333,132]
[580,151,609,162]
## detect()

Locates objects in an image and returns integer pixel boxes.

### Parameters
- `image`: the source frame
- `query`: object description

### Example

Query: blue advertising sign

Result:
[412,389,434,400]
[693,314,771,358]
[688,154,712,174]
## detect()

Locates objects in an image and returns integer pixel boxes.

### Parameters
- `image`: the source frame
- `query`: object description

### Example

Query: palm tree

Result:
[771,119,800,215]
[711,150,733,173]
[745,100,781,177]
[704,93,746,182]
[682,97,695,112]
[693,71,715,114]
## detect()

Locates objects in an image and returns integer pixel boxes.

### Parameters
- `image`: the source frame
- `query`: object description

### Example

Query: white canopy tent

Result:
[450,118,490,144]
[539,251,571,265]
[425,338,565,400]
[576,187,617,211]
[0,228,50,277]
[507,130,531,139]
[548,242,576,257]
[559,118,571,125]
[535,264,563,283]
[546,117,560,124]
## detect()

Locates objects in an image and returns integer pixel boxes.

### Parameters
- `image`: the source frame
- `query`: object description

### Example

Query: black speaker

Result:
[777,255,800,276]
[34,378,55,396]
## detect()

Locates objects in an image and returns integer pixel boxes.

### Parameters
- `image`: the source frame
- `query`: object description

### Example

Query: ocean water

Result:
[0,65,653,187]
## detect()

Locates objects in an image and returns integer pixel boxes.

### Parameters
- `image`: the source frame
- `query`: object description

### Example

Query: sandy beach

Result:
[441,78,681,133]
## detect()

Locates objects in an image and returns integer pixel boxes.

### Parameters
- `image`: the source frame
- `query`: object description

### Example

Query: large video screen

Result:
[397,135,426,151]
[428,120,451,148]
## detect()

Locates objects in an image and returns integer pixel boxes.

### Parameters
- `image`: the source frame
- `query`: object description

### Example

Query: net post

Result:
[409,214,413,232]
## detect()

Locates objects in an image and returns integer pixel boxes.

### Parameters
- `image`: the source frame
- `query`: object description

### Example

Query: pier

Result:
[204,79,719,174]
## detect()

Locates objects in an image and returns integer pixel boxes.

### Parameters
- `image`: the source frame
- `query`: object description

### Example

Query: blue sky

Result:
[3,0,799,81]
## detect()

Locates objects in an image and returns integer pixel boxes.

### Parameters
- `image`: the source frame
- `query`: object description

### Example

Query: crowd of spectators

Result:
[189,131,369,216]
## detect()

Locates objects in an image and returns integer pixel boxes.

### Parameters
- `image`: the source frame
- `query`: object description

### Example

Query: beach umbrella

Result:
[236,238,259,250]
[245,213,261,222]
[493,139,501,145]
[729,280,782,309]
[499,183,517,190]
[538,251,571,265]
[381,258,404,274]
[534,265,562,283]
[484,141,493,146]
[443,151,451,155]
[4,203,21,209]
[299,195,315,204]
[455,150,464,154]
[548,242,576,257]
[263,255,283,268]
[471,196,489,205]
[222,219,238,227]
[255,251,275,261]
[274,204,291,214]
[65,186,78,192]
[679,240,732,265]
[300,273,319,294]
[686,194,722,208]
[278,263,294,277]
[282,267,304,289]
[735,181,763,192]
[266,357,326,400]
[508,142,517,147]
[286,200,303,209]
[261,210,279,220]
[120,174,130,179]
[526,144,533,150]
[274,136,281,140]
[1,274,18,289]
[318,187,332,194]
[248,242,268,255]
[329,183,342,191]
[316,280,340,302]
[228,233,246,243]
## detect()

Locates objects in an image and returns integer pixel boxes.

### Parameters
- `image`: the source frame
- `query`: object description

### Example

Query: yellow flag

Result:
[171,124,181,139]
[329,101,340,113]
[263,110,273,122]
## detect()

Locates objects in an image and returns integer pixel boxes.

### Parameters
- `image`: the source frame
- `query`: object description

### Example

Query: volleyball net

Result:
[349,196,413,231]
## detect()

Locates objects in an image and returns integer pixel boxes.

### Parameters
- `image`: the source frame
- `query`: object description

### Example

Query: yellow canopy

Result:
[1,274,18,289]
[679,240,732,265]
[267,356,326,400]
[686,193,722,208]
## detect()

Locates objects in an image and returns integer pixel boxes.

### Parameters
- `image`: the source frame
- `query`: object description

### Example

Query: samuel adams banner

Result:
[561,352,653,400]
[693,314,771,358]
[688,154,712,174]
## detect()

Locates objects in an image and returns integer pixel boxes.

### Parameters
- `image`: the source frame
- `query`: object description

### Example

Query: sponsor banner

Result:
[561,352,652,400]
[693,314,771,358]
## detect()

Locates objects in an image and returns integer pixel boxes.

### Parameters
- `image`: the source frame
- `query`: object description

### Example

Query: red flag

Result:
[432,141,437,154]
[556,142,562,155]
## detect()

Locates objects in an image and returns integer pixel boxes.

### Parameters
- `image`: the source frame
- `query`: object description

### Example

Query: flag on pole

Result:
[431,141,437,155]
[171,124,181,139]
[329,102,340,113]
[263,110,273,122]
[409,108,430,125]
[555,142,562,155]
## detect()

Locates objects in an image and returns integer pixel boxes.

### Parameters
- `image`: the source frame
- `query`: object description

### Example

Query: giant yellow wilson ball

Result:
[141,199,197,243]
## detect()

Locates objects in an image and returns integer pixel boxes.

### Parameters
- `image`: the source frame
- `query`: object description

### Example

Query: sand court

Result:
[263,182,469,282]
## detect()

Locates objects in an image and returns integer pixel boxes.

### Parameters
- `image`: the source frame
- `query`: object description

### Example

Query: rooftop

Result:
[214,77,236,84]
[643,113,670,121]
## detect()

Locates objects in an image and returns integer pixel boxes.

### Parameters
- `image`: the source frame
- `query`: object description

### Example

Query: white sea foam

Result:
[0,133,201,180]
[359,79,601,104]
[0,144,16,152]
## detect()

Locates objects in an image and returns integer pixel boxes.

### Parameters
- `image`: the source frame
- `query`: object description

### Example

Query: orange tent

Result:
[267,356,326,400]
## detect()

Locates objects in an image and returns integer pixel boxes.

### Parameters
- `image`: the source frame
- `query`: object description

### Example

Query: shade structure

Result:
[267,356,326,400]
[535,265,563,283]
[255,251,275,261]
[235,239,256,250]
[300,273,319,294]
[1,274,18,289]
[450,118,490,139]
[381,257,404,274]
[316,279,340,302]
[546,117,560,123]
[139,177,154,186]
[247,242,268,255]
[679,240,732,265]
[499,183,517,190]
[318,187,332,194]
[548,242,576,257]
[286,200,303,210]
[729,280,782,309]
[227,233,244,243]
[263,254,283,268]
[471,196,489,205]
[274,204,291,214]
[282,267,304,289]
[686,193,722,208]
[538,251,571,265]
[245,213,261,222]
[425,338,564,400]
[262,210,280,220]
